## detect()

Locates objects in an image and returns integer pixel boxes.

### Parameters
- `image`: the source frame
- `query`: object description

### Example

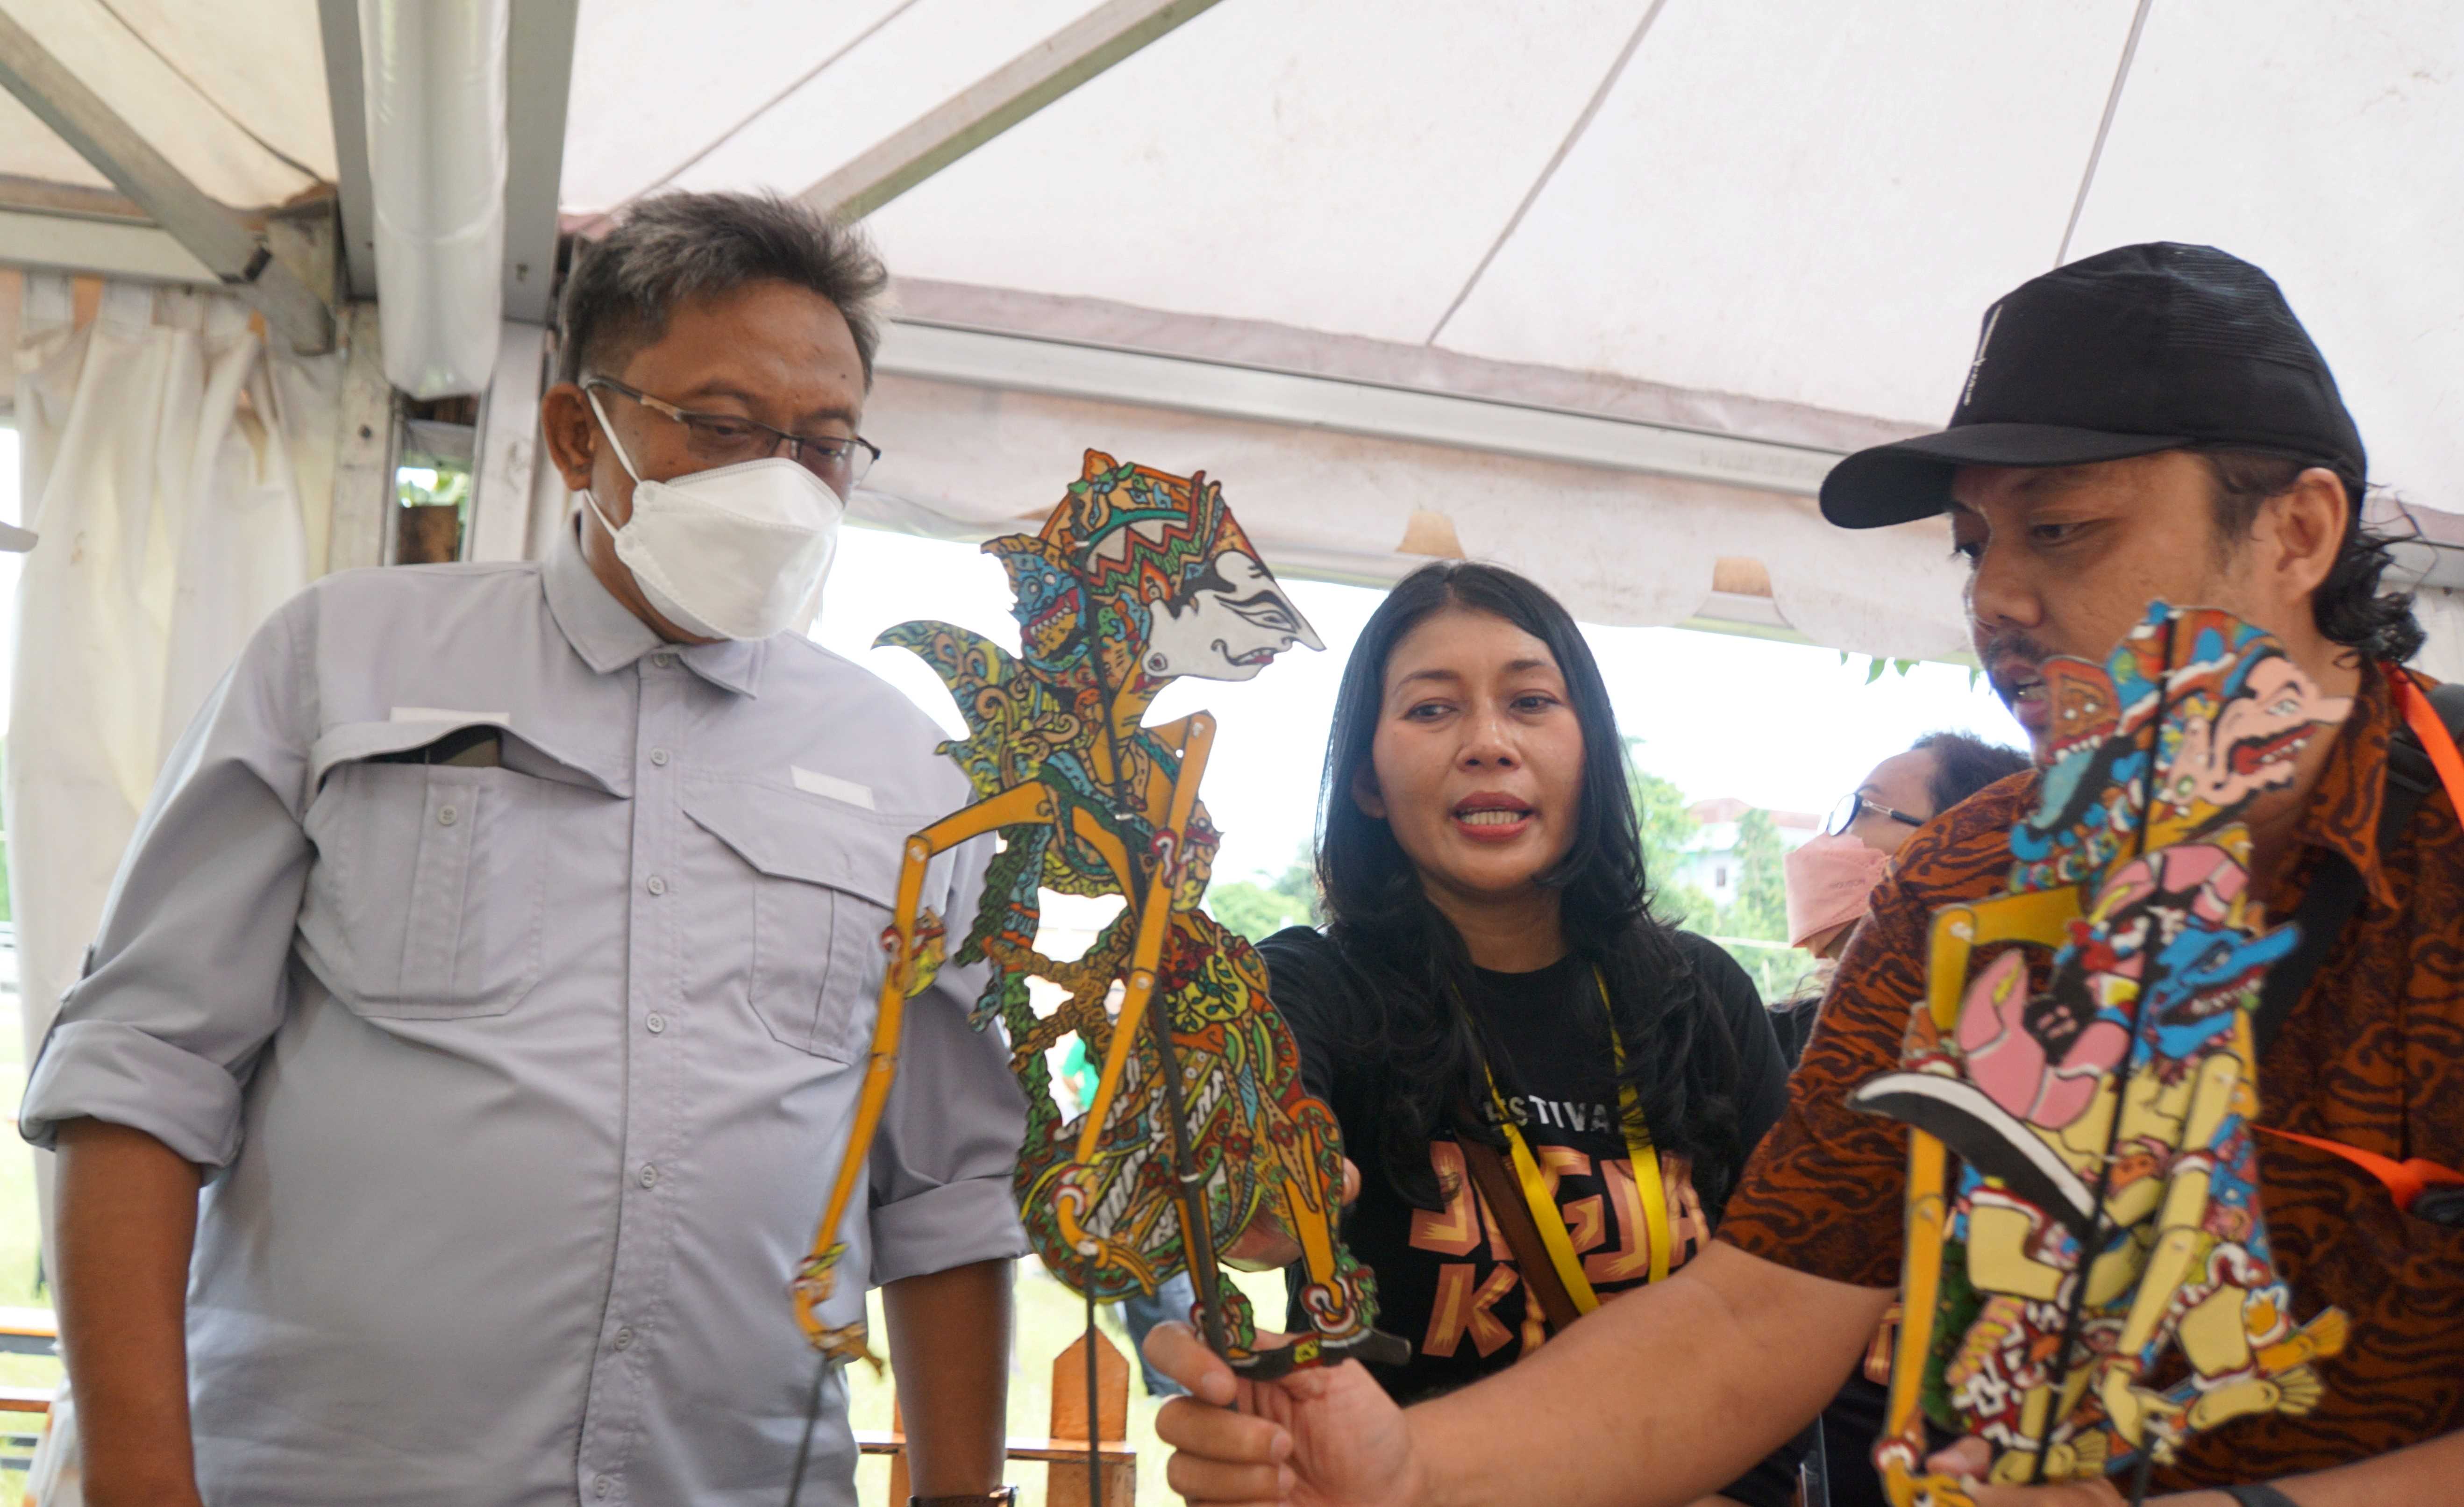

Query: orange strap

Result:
[2390,670,2464,822]
[2256,1125,2464,1213]
[2245,674,2464,1221]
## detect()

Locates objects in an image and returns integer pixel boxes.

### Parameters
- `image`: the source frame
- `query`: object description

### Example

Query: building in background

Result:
[1672,798,1818,910]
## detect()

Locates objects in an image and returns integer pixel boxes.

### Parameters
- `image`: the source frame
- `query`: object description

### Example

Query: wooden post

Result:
[327,302,394,573]
[860,1328,1134,1504]
[1045,1329,1132,1507]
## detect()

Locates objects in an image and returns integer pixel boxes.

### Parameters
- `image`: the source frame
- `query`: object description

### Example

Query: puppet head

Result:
[1007,451,1323,690]
[2011,603,2349,890]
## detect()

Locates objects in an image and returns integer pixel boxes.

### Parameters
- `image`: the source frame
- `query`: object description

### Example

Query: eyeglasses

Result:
[584,377,881,492]
[1824,790,1927,837]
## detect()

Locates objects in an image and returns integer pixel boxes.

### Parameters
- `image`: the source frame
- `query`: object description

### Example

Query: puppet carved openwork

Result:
[791,450,1408,1378]
[1852,604,2353,1503]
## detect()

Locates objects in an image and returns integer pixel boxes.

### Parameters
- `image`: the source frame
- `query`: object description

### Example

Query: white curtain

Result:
[6,276,338,1249]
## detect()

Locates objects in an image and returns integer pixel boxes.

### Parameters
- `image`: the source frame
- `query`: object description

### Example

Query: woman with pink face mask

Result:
[1773,732,2032,1063]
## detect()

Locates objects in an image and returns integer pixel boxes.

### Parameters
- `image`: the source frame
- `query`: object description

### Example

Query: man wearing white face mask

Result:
[25,193,1027,1507]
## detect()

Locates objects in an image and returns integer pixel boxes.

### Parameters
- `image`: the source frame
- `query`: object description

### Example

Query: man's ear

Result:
[1350,764,1387,821]
[540,383,599,493]
[2262,465,2352,602]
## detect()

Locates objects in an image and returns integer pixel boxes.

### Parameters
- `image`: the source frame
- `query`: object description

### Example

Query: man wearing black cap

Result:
[1143,244,2464,1507]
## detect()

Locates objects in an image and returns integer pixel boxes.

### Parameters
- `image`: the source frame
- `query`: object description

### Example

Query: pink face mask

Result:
[1783,834,1895,950]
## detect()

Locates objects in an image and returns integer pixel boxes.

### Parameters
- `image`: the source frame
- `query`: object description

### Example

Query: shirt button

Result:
[645,875,668,896]
[649,748,670,767]
[651,652,675,669]
[639,1163,659,1188]
[645,1012,667,1035]
[593,1477,612,1499]
[436,805,458,827]
[613,1326,635,1350]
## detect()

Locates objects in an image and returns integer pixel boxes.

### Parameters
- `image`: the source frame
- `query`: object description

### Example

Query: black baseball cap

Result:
[1821,243,2366,529]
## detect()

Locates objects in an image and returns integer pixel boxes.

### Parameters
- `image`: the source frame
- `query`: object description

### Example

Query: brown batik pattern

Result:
[1718,664,2464,1489]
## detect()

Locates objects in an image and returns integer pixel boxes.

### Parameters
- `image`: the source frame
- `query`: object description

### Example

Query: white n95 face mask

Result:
[580,389,845,641]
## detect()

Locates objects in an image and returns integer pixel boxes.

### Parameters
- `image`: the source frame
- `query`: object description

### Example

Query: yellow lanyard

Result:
[1481,966,1673,1312]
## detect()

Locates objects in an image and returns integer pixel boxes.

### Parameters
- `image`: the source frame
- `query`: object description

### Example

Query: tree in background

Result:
[1715,807,1809,1002]
[1627,742,1712,927]
[1725,808,1788,942]
[1627,740,1809,1004]
[1211,844,1319,944]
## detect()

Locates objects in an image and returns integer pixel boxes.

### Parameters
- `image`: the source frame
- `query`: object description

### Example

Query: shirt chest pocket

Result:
[682,779,946,1063]
[299,759,547,1019]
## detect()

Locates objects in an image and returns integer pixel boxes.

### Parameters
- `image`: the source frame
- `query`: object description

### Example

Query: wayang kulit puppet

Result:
[790,450,1408,1387]
[1852,604,2353,1504]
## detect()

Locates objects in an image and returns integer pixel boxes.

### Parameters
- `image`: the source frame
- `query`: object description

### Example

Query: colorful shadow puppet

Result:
[1852,604,2353,1503]
[791,451,1408,1379]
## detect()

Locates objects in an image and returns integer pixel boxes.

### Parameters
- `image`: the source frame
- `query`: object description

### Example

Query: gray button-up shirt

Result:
[22,529,1027,1506]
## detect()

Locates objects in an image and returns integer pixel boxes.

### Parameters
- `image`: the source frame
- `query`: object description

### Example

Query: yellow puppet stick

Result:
[1075,713,1217,1166]
[1060,714,1241,1356]
[792,783,1054,1359]
[1879,888,2082,1507]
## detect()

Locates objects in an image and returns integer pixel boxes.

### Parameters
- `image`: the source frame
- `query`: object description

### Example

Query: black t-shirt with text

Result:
[1261,928,1801,1506]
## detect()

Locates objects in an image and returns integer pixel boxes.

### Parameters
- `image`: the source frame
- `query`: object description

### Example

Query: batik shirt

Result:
[1719,664,2464,1490]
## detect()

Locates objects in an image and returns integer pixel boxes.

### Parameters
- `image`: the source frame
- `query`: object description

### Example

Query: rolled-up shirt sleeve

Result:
[21,602,313,1168]
[865,835,1030,1285]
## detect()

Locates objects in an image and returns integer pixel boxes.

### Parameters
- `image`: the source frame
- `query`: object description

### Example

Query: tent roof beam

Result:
[501,0,578,324]
[0,8,333,352]
[874,319,1844,497]
[801,0,1227,221]
[0,206,213,284]
[316,0,377,301]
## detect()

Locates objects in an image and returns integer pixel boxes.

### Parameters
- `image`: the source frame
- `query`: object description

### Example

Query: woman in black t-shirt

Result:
[1254,562,1799,1507]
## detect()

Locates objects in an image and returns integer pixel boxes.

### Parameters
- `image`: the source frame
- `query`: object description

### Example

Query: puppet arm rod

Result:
[1066,714,1236,1357]
[1882,902,1983,1483]
[1075,713,1216,1165]
[792,781,1056,1356]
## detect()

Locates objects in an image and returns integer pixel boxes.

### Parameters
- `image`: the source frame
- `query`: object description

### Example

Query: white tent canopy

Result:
[559,0,2464,663]
[5,0,2464,663]
[0,0,332,210]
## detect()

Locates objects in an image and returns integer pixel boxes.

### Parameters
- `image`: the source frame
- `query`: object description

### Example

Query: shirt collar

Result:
[2283,659,2399,910]
[542,518,766,698]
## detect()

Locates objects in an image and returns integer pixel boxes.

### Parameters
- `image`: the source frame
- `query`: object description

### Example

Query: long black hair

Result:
[1311,562,1745,1212]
